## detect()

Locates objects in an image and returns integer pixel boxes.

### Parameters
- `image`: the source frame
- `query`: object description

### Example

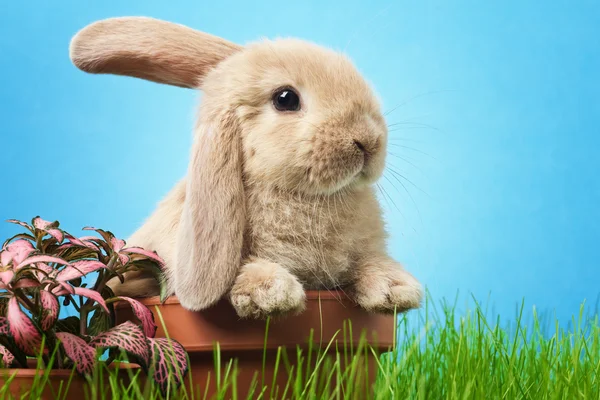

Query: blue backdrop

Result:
[1,0,598,328]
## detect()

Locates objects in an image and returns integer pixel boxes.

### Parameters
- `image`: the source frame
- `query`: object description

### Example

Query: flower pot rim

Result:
[0,361,139,378]
[115,289,397,353]
[0,367,76,378]
[118,289,357,308]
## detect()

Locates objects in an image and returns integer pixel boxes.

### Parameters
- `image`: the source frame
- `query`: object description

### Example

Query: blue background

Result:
[1,1,598,328]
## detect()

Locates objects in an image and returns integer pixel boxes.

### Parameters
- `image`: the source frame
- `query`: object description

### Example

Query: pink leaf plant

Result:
[0,217,187,394]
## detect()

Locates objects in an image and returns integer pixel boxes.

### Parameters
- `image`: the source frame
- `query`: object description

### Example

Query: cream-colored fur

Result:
[70,17,423,317]
[230,258,306,319]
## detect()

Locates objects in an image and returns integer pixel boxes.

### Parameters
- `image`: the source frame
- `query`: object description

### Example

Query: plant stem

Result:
[48,334,64,369]
[56,344,64,369]
[83,254,116,311]
[95,254,117,293]
[35,232,43,251]
[66,295,81,312]
[93,270,107,297]
[80,307,88,336]
[15,291,37,313]
[78,254,118,337]
[56,348,64,369]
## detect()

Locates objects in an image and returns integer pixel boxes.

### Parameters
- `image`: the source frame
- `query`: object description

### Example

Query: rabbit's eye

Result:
[272,88,301,112]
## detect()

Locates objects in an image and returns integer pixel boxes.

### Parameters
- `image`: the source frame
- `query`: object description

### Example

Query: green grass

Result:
[1,295,598,399]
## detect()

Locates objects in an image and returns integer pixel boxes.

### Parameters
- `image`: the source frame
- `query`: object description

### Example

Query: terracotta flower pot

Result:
[115,290,396,398]
[0,359,137,400]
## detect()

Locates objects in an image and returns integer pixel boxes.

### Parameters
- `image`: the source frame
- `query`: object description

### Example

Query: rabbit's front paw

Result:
[352,260,423,313]
[229,259,306,319]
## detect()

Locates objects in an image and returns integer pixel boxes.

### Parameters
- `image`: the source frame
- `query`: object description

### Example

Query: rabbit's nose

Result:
[353,140,367,154]
[353,139,372,164]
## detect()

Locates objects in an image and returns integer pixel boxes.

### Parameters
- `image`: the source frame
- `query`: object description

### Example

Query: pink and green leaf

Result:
[32,217,55,230]
[56,332,97,375]
[40,291,59,330]
[15,255,69,270]
[7,297,42,355]
[0,344,15,366]
[6,239,35,251]
[33,217,64,242]
[147,338,189,394]
[32,263,54,282]
[12,278,41,289]
[2,234,35,253]
[110,237,125,253]
[118,253,130,266]
[113,297,157,337]
[89,321,150,369]
[56,260,105,282]
[88,309,111,337]
[2,240,36,266]
[82,227,115,245]
[0,251,11,268]
[121,247,165,267]
[0,316,9,335]
[73,287,109,313]
[6,219,33,233]
[55,316,81,335]
[51,282,75,296]
[77,235,111,255]
[36,263,54,274]
[0,270,14,286]
[58,235,100,251]
[45,229,64,243]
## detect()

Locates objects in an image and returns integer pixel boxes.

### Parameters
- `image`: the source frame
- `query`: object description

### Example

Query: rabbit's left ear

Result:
[70,17,242,88]
[174,110,246,311]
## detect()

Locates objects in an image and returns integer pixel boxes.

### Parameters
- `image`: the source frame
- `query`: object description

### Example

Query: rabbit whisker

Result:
[387,120,440,131]
[383,89,456,117]
[386,165,430,199]
[380,177,420,237]
[387,152,425,174]
[379,178,402,216]
[387,143,437,160]
[388,136,426,143]
[384,169,423,226]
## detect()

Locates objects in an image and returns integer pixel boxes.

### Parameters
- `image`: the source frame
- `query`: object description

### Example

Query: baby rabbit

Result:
[69,17,423,318]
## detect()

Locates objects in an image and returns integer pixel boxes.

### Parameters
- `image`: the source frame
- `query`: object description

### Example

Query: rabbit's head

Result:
[200,39,388,195]
[70,17,388,309]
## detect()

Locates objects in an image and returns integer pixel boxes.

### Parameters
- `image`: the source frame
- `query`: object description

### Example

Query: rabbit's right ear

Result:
[70,17,241,88]
[174,110,246,311]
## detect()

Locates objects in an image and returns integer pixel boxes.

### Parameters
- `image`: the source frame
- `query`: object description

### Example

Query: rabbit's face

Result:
[201,39,388,195]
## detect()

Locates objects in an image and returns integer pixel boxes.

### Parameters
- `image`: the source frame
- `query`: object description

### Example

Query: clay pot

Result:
[0,359,137,400]
[115,290,396,398]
